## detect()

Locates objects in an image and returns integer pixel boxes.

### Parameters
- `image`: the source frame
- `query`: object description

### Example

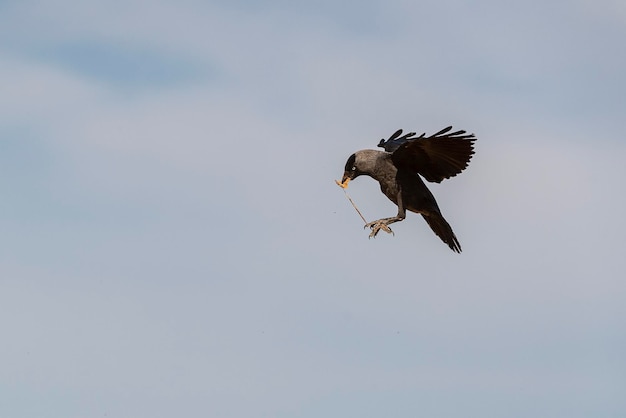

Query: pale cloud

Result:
[0,56,104,127]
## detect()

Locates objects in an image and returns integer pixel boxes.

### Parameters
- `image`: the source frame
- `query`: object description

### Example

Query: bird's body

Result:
[337,127,476,253]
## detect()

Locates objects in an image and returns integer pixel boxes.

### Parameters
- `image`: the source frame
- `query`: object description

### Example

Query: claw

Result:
[365,220,394,238]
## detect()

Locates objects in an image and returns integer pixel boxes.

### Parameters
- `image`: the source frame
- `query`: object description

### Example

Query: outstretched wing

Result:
[388,126,476,183]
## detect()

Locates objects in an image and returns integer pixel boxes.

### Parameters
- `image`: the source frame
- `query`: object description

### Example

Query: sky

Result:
[1,0,625,417]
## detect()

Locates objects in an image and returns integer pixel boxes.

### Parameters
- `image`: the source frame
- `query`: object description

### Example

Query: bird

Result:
[336,126,476,253]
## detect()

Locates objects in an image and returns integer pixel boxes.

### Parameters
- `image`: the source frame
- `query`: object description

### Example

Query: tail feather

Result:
[421,213,462,253]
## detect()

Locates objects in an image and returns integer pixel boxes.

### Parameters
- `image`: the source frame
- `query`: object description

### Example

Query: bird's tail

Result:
[421,213,462,253]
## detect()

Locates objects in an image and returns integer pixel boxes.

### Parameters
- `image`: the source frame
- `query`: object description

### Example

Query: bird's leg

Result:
[365,191,406,238]
[365,216,399,238]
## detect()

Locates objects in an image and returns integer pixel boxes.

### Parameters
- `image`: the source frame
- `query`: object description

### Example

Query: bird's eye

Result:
[351,166,356,171]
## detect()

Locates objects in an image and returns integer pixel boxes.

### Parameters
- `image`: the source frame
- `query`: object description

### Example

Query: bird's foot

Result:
[365,219,394,238]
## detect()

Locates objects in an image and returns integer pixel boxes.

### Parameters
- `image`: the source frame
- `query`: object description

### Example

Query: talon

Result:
[365,220,394,238]
[364,220,377,229]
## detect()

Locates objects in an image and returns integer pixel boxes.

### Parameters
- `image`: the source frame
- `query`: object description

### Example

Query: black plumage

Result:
[337,126,476,253]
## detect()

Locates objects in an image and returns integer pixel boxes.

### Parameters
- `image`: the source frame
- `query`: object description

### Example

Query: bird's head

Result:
[335,150,380,189]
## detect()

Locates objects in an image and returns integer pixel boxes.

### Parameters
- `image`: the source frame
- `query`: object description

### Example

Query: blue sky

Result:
[1,1,625,417]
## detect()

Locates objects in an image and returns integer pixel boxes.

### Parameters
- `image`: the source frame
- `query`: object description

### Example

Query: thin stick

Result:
[342,188,368,225]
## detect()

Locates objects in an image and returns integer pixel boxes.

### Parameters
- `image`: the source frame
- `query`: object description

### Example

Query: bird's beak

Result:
[335,174,351,189]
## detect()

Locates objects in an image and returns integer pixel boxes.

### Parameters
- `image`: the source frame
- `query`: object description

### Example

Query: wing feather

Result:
[390,126,476,183]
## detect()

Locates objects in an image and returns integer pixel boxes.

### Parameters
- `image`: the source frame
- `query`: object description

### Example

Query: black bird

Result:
[336,126,476,253]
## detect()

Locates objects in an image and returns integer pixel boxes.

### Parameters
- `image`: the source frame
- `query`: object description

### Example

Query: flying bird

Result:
[336,126,476,253]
